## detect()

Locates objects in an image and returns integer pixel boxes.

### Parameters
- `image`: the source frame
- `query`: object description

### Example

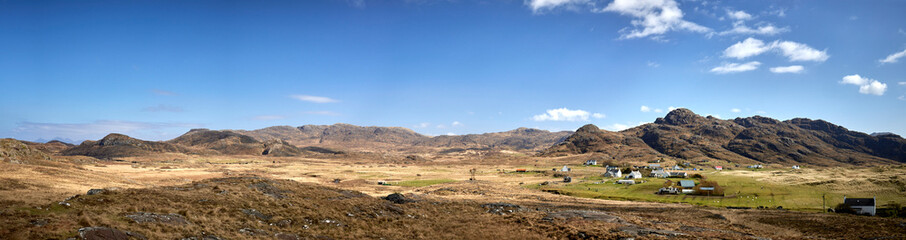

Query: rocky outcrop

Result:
[61,134,184,159]
[546,108,906,166]
[1,138,52,164]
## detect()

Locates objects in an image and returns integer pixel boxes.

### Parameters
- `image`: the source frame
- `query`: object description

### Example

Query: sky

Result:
[1,0,905,143]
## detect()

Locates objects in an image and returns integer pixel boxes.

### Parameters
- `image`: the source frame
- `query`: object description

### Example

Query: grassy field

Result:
[534,169,906,212]
[393,179,457,187]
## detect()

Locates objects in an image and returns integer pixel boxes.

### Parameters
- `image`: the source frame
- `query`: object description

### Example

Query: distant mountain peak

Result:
[655,108,706,125]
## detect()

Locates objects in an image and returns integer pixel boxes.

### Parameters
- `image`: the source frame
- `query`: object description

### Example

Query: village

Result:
[523,158,884,217]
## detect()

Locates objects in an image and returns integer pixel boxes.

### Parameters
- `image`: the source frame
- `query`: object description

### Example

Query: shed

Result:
[668,172,688,178]
[792,165,800,169]
[672,165,683,170]
[562,165,570,172]
[648,163,661,169]
[844,197,876,216]
[616,180,635,185]
[584,160,598,166]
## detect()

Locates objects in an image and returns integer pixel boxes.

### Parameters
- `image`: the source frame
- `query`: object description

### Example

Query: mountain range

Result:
[3,108,904,166]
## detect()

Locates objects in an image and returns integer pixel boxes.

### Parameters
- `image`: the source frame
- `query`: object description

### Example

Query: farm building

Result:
[747,165,763,169]
[649,169,669,178]
[714,166,723,170]
[792,165,800,170]
[603,169,622,178]
[679,180,696,194]
[671,165,683,170]
[843,197,876,216]
[561,165,570,172]
[616,180,635,185]
[648,163,661,169]
[668,172,688,178]
[693,181,724,196]
[584,159,598,166]
[625,170,642,179]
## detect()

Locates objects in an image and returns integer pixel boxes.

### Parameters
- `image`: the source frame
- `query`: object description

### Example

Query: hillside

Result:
[1,138,52,164]
[236,124,571,152]
[61,133,185,159]
[544,108,906,166]
[22,140,74,154]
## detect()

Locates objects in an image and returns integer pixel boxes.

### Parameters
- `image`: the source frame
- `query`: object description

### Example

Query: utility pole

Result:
[822,193,827,212]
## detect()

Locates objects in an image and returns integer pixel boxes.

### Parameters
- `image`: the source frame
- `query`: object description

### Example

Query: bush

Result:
[834,203,856,214]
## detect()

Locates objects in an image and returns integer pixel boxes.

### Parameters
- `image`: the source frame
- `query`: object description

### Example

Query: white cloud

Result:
[755,110,767,115]
[526,0,589,13]
[708,114,722,119]
[841,74,869,85]
[668,106,677,111]
[719,23,788,36]
[592,113,606,119]
[603,123,630,131]
[436,124,446,129]
[899,82,906,85]
[841,74,887,96]
[647,61,660,68]
[859,81,888,96]
[414,122,430,128]
[879,49,906,64]
[769,65,804,74]
[899,95,905,101]
[731,108,741,113]
[727,10,752,20]
[774,41,829,62]
[12,120,201,142]
[722,38,828,62]
[290,95,338,103]
[253,115,286,121]
[596,0,711,39]
[654,108,663,113]
[723,38,772,59]
[532,108,600,122]
[445,132,456,136]
[710,61,761,74]
[451,121,462,126]
[640,105,651,112]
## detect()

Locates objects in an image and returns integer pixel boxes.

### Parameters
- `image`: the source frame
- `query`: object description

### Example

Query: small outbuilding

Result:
[844,197,876,216]
[714,166,723,170]
[616,180,635,185]
[584,160,598,166]
[562,165,571,172]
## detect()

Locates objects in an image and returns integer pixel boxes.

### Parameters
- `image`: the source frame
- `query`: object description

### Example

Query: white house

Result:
[747,164,763,169]
[604,169,622,178]
[844,197,876,216]
[792,165,800,170]
[584,159,598,166]
[561,165,570,172]
[626,170,642,179]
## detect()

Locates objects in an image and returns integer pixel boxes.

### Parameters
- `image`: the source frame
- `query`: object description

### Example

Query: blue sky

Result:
[1,0,905,142]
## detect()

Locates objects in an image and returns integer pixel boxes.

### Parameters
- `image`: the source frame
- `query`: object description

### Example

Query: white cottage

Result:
[844,197,876,216]
[625,170,642,179]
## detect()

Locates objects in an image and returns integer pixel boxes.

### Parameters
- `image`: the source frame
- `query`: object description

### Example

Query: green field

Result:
[531,171,906,212]
[394,179,457,187]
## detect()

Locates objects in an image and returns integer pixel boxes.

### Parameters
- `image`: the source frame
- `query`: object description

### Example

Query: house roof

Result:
[844,198,875,207]
[679,180,695,188]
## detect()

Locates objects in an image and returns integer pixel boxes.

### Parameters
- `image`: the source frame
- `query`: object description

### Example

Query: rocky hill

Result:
[1,138,52,164]
[61,133,186,159]
[21,140,74,154]
[544,108,906,166]
[236,124,571,152]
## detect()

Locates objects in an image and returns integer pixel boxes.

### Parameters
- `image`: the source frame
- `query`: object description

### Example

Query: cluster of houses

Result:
[599,164,690,185]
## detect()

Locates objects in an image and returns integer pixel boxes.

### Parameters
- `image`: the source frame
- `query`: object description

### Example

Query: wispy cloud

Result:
[841,74,887,96]
[532,108,602,122]
[879,49,906,64]
[718,10,789,36]
[640,105,651,112]
[142,104,184,112]
[526,0,590,13]
[731,108,741,113]
[596,0,710,40]
[12,120,200,141]
[451,121,462,126]
[769,65,804,74]
[291,95,338,103]
[723,37,828,62]
[253,115,286,121]
[414,122,430,128]
[710,61,761,74]
[151,89,177,96]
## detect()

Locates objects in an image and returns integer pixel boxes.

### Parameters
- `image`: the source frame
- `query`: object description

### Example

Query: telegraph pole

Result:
[822,193,826,212]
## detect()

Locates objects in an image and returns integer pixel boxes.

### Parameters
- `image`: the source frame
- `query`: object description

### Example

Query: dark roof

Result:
[844,198,875,207]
